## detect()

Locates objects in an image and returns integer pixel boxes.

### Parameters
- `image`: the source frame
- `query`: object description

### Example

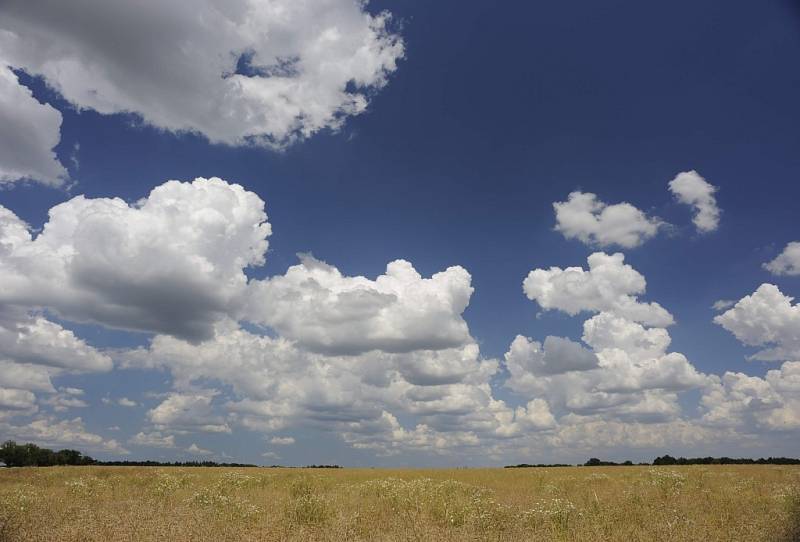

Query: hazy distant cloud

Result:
[0,177,270,341]
[0,0,403,149]
[1,417,128,453]
[117,397,138,408]
[186,443,213,456]
[523,252,674,327]
[270,436,295,445]
[714,284,800,361]
[712,299,736,312]
[553,191,663,248]
[764,242,800,276]
[0,63,66,186]
[130,431,176,449]
[668,170,720,233]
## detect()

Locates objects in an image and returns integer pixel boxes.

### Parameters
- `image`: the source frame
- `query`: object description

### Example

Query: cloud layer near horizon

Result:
[1,176,796,461]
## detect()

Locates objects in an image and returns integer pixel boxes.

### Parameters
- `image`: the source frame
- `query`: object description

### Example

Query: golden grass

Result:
[1,465,799,541]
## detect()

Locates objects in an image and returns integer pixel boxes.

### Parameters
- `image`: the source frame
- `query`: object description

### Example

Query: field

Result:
[1,465,799,541]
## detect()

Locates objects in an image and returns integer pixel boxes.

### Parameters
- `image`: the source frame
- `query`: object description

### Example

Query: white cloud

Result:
[508,253,710,426]
[0,0,403,148]
[244,254,473,355]
[0,312,112,372]
[148,392,232,434]
[553,191,662,248]
[186,443,213,456]
[1,417,128,453]
[701,362,800,431]
[714,284,800,361]
[130,431,176,449]
[0,177,270,341]
[668,170,720,233]
[270,436,295,445]
[0,63,66,185]
[764,242,800,276]
[124,321,546,454]
[117,397,138,407]
[0,388,37,411]
[523,252,674,327]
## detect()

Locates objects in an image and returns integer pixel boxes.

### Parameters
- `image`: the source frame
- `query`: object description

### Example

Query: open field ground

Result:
[1,465,799,541]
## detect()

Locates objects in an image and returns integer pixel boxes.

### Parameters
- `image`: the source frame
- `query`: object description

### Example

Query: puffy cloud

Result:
[0,417,128,453]
[0,388,37,411]
[668,170,720,233]
[764,241,800,276]
[0,312,112,372]
[117,398,138,407]
[701,362,800,431]
[123,321,545,454]
[148,392,232,434]
[509,253,709,425]
[0,0,403,148]
[270,436,295,445]
[0,308,108,413]
[523,252,674,327]
[553,191,662,248]
[0,63,66,185]
[0,177,270,341]
[244,254,473,355]
[714,284,800,361]
[130,431,176,449]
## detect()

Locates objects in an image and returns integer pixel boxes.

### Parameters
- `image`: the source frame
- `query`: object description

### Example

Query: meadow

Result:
[1,465,798,541]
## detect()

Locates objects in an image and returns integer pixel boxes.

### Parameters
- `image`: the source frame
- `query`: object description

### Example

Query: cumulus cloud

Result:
[701,362,800,431]
[148,392,231,434]
[270,436,295,445]
[553,191,663,248]
[523,252,674,327]
[714,284,800,361]
[244,254,474,355]
[123,321,547,455]
[0,308,108,418]
[509,254,709,426]
[0,311,112,373]
[0,63,66,185]
[764,242,800,276]
[0,0,403,149]
[0,177,270,341]
[668,170,720,233]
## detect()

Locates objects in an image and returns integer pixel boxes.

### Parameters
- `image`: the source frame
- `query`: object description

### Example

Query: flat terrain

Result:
[1,465,798,541]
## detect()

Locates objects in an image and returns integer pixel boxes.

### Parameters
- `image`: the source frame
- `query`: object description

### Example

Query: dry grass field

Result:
[1,465,799,541]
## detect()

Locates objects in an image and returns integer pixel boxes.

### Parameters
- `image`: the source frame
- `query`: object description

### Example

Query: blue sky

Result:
[0,0,799,465]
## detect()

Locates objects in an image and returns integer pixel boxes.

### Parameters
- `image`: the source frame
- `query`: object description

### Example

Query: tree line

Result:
[507,455,800,467]
[0,441,346,468]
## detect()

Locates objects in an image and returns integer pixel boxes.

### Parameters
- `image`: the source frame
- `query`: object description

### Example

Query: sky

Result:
[0,0,799,466]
